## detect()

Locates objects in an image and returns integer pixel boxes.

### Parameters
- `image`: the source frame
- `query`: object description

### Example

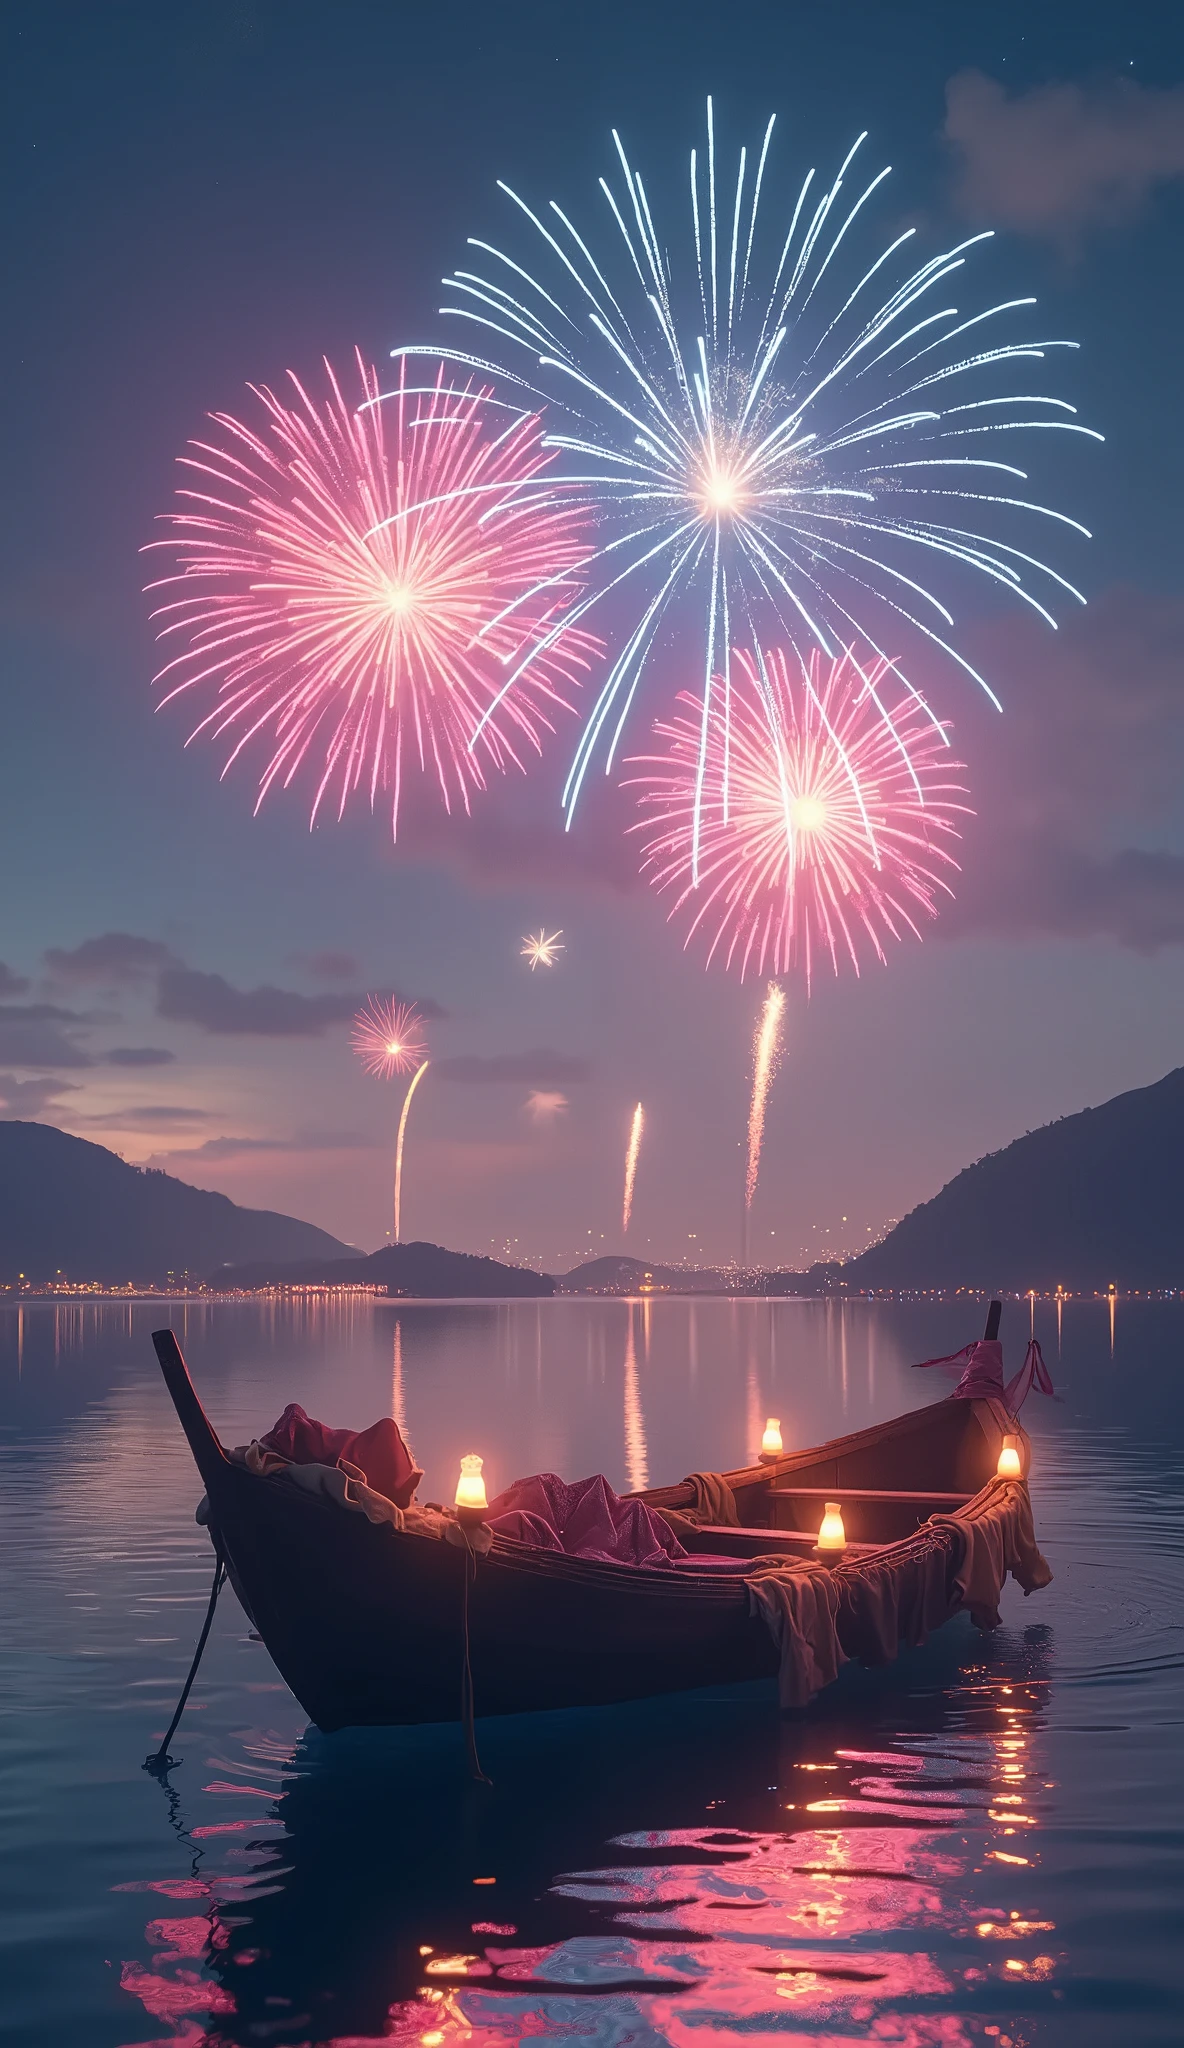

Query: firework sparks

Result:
[521,928,564,968]
[352,997,428,1078]
[145,353,596,836]
[630,644,966,984]
[393,1059,431,1244]
[400,102,1097,863]
[746,983,786,1213]
[622,1101,645,1234]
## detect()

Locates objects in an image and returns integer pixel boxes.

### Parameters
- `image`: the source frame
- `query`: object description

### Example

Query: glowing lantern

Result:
[997,1434,1023,1479]
[760,1417,783,1461]
[816,1501,846,1551]
[455,1453,488,1517]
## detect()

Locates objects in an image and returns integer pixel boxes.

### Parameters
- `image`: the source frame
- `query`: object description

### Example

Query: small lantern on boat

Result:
[759,1417,783,1462]
[815,1501,846,1552]
[996,1434,1023,1479]
[455,1453,488,1521]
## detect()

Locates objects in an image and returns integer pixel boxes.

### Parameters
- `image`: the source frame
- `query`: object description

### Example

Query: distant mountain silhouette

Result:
[559,1256,750,1294]
[0,1122,352,1283]
[216,1243,553,1296]
[835,1065,1184,1292]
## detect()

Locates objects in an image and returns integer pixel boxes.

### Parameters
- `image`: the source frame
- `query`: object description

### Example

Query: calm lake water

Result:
[1,1294,1181,2048]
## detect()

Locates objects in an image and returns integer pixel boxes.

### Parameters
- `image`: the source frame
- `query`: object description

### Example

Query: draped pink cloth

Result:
[258,1403,424,1510]
[913,1337,1054,1410]
[486,1471,688,1568]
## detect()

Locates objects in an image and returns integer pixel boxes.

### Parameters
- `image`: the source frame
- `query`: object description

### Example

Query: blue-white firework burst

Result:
[388,103,1101,872]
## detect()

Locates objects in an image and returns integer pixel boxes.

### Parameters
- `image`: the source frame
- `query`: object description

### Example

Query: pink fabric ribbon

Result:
[913,1336,1054,1410]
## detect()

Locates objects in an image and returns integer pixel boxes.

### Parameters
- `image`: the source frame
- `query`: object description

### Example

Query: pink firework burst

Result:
[630,647,968,986]
[351,997,428,1079]
[145,353,596,835]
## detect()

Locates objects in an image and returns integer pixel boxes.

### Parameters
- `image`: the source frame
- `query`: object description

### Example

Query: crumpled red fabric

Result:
[257,1403,423,1509]
[486,1471,688,1568]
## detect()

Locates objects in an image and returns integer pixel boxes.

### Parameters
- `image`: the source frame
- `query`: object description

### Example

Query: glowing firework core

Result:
[522,929,564,969]
[352,998,428,1078]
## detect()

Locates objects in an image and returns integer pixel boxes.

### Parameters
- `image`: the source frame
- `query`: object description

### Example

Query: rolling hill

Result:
[835,1064,1184,1292]
[0,1122,352,1283]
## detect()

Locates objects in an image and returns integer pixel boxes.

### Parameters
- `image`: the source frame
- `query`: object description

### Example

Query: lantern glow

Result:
[997,1435,1023,1479]
[816,1501,847,1551]
[760,1418,783,1461]
[455,1454,488,1514]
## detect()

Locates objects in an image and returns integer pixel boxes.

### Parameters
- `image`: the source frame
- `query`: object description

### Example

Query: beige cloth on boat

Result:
[235,1441,448,1538]
[746,1561,848,1708]
[680,1471,740,1525]
[745,1479,1052,1706]
[929,1478,1053,1628]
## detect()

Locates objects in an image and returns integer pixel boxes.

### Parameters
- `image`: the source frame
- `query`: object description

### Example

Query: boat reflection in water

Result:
[121,1625,1058,2047]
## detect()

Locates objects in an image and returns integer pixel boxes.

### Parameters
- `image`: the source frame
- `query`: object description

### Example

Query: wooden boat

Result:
[152,1319,1045,1732]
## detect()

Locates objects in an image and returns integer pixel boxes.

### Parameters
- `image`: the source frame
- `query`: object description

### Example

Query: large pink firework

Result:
[630,647,967,985]
[145,353,595,834]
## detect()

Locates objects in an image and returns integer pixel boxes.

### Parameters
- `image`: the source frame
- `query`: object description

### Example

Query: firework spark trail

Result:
[145,352,597,836]
[397,102,1098,861]
[622,1101,645,1234]
[746,984,786,1212]
[630,644,967,984]
[394,1060,431,1244]
[352,997,428,1077]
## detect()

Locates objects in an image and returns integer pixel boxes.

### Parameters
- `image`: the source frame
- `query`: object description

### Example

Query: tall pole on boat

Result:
[983,1298,1002,1341]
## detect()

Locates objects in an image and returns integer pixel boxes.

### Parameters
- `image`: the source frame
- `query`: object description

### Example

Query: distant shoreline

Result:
[1,1282,1177,1304]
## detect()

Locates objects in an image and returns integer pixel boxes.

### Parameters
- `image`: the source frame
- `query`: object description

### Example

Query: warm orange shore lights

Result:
[816,1501,846,1551]
[997,1434,1023,1479]
[455,1454,488,1516]
[760,1417,784,1461]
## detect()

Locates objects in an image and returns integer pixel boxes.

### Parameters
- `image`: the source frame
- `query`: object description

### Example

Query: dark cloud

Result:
[0,1004,95,1069]
[293,950,362,982]
[157,966,443,1036]
[945,70,1184,243]
[0,1073,80,1118]
[105,1045,177,1067]
[0,963,30,997]
[434,1048,592,1085]
[44,932,178,985]
[393,773,638,896]
[149,1130,372,1162]
[79,1104,214,1133]
[942,589,1184,952]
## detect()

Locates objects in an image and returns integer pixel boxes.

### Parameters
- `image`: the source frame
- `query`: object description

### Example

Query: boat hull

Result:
[153,1330,1025,1730]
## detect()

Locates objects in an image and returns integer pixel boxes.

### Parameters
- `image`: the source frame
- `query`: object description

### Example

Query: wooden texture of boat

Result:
[152,1325,1042,1731]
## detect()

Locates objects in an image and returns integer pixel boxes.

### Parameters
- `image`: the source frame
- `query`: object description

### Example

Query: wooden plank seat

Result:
[768,1485,973,1545]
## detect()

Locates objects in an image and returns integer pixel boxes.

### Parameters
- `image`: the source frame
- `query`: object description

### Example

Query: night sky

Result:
[3,1,1184,1269]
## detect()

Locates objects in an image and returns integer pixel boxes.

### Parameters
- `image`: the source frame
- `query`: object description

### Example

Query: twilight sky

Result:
[3,0,1184,1271]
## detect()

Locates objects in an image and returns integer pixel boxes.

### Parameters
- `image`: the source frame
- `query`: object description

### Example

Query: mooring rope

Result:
[143,1536,227,1776]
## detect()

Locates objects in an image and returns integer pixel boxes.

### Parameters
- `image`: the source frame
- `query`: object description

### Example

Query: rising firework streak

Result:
[146,354,595,836]
[622,1103,645,1234]
[394,1060,431,1244]
[746,984,786,1215]
[400,101,1098,863]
